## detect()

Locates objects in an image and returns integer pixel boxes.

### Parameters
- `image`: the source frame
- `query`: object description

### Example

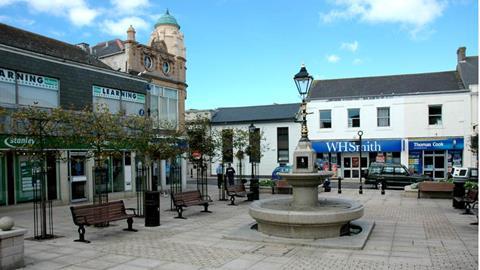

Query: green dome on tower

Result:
[154,9,180,29]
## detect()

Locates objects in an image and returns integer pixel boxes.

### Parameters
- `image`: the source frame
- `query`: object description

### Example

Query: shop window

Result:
[92,85,146,116]
[428,105,442,125]
[377,107,390,127]
[0,69,59,108]
[277,127,289,163]
[348,108,360,128]
[319,110,331,129]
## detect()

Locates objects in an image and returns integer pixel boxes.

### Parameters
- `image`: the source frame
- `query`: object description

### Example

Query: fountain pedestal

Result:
[249,140,364,239]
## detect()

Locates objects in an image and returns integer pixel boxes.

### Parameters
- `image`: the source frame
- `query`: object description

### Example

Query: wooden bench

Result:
[171,190,212,219]
[70,200,137,243]
[418,181,454,198]
[226,184,252,205]
[274,180,292,194]
[454,190,478,216]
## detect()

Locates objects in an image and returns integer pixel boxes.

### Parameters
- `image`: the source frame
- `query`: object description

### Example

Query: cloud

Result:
[0,0,100,26]
[110,0,150,14]
[326,54,340,63]
[320,0,446,37]
[341,40,358,52]
[101,16,149,37]
[353,58,362,65]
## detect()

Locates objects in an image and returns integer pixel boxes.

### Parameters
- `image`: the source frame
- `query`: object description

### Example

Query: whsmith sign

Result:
[92,85,145,104]
[312,139,402,153]
[0,68,59,90]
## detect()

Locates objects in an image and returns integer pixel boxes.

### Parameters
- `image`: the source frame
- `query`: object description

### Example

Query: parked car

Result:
[365,162,430,188]
[271,165,292,181]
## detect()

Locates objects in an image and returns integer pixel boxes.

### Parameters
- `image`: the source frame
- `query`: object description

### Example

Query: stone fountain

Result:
[249,65,364,239]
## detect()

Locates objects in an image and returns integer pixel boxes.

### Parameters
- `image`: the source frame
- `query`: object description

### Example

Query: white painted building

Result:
[208,104,301,177]
[306,47,478,180]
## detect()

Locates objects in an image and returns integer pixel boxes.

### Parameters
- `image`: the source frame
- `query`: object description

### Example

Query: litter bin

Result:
[145,191,160,227]
[248,178,259,201]
[453,180,466,209]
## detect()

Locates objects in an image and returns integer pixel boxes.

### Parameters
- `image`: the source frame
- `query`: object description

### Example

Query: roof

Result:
[309,71,465,100]
[0,23,111,69]
[211,103,300,124]
[92,39,124,58]
[457,56,478,87]
[155,10,180,29]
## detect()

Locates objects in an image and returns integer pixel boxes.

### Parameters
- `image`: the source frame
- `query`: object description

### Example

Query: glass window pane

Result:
[168,98,177,126]
[383,166,394,174]
[348,108,360,118]
[0,81,15,104]
[94,97,120,114]
[164,89,178,99]
[434,156,444,169]
[320,110,332,129]
[429,105,442,115]
[344,170,351,178]
[124,101,144,116]
[159,97,168,121]
[19,86,58,108]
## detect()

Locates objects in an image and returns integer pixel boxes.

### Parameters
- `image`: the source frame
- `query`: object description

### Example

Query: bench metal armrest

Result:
[175,199,186,206]
[125,207,137,216]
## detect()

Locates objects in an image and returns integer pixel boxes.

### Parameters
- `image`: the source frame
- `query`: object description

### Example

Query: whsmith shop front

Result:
[0,135,136,206]
[312,139,403,179]
[408,138,464,179]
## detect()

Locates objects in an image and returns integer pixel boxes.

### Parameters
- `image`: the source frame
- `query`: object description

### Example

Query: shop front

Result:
[408,138,464,179]
[312,139,403,179]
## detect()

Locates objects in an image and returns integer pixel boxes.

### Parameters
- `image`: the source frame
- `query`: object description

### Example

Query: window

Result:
[428,105,442,125]
[394,167,407,175]
[348,108,360,128]
[377,107,390,127]
[319,110,331,128]
[222,129,233,163]
[0,68,59,108]
[277,127,289,163]
[92,85,145,116]
[383,166,394,174]
[150,84,178,128]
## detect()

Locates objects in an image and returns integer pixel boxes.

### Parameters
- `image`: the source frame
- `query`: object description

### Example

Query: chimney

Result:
[457,47,466,62]
[76,42,90,53]
[127,25,136,42]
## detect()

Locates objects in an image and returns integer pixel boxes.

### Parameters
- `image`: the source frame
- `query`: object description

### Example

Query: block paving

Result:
[0,186,477,270]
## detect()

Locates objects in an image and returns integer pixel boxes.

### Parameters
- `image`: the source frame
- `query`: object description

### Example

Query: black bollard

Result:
[338,177,342,194]
[381,178,386,195]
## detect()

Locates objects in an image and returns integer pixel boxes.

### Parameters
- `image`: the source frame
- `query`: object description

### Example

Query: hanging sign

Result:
[92,85,145,104]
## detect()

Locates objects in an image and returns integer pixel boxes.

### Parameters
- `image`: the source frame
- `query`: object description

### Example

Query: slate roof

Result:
[92,39,124,58]
[457,56,478,87]
[211,103,300,124]
[309,71,465,100]
[0,23,111,69]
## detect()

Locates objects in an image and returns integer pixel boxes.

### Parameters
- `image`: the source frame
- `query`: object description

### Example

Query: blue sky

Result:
[0,0,477,110]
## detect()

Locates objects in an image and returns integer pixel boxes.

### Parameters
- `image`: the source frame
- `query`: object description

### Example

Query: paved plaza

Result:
[1,186,478,270]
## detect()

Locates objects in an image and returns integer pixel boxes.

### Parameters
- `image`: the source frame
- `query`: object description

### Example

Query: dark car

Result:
[365,162,430,188]
[271,165,292,181]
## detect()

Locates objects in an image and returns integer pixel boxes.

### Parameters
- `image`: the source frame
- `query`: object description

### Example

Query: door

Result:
[343,154,369,179]
[423,151,446,179]
[70,153,87,202]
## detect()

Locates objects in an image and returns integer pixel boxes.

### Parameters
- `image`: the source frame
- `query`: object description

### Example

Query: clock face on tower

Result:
[143,55,153,70]
[162,62,170,75]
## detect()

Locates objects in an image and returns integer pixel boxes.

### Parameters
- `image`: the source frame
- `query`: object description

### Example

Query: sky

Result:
[0,0,478,110]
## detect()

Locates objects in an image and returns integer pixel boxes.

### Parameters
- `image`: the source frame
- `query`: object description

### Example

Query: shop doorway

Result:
[6,152,14,205]
[342,154,369,179]
[423,150,446,179]
[69,153,87,202]
[46,154,57,200]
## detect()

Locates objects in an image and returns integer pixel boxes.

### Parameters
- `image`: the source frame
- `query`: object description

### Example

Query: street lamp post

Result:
[293,64,314,142]
[358,130,364,194]
[249,123,256,180]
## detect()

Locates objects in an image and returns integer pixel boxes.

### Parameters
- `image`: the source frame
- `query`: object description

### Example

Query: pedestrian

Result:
[216,164,223,189]
[225,163,235,186]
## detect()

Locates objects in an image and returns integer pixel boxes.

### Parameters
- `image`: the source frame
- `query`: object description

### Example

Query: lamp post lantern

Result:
[357,130,364,194]
[294,64,314,142]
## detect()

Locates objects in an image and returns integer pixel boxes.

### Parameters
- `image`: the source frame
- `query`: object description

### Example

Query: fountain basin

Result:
[249,197,364,239]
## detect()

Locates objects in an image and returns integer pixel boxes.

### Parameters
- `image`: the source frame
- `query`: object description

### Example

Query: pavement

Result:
[0,185,478,270]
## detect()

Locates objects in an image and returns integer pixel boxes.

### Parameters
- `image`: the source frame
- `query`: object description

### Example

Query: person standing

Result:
[225,163,236,186]
[216,164,223,189]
